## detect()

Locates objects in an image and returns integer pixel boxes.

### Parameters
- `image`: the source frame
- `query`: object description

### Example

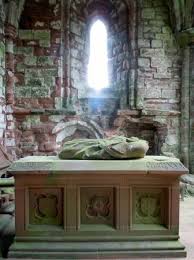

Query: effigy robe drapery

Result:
[58,136,149,160]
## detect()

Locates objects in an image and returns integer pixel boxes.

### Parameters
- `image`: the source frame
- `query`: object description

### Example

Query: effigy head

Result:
[105,136,149,159]
[58,135,149,160]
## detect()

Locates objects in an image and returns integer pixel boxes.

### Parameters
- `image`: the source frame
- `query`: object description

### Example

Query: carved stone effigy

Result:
[8,155,187,258]
[58,136,149,160]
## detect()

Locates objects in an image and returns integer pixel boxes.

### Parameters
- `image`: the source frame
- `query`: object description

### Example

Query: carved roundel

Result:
[86,195,111,219]
[133,190,163,225]
[80,187,115,227]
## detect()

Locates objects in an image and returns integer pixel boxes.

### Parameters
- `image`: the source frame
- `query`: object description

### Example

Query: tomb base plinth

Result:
[8,156,187,259]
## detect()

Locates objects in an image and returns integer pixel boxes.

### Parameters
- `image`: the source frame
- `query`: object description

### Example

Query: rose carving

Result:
[86,195,110,219]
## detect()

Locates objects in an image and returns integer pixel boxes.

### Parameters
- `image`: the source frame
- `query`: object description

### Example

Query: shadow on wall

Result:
[52,119,105,149]
[115,117,168,155]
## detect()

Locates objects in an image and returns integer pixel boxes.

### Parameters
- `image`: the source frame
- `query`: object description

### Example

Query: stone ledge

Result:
[13,107,76,116]
[117,110,141,116]
[117,109,180,117]
[9,240,186,259]
[142,109,181,116]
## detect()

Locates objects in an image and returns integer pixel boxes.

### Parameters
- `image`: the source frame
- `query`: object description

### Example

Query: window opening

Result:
[87,20,109,90]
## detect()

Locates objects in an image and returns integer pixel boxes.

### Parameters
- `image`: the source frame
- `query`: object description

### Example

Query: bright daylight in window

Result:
[87,20,109,90]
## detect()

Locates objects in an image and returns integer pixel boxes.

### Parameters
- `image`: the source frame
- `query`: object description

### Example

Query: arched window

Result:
[87,20,109,90]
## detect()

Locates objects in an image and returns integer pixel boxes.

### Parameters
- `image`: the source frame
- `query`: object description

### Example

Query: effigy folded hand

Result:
[58,136,149,160]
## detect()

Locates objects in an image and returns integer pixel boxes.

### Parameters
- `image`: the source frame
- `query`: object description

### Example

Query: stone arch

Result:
[52,120,104,145]
[67,0,137,111]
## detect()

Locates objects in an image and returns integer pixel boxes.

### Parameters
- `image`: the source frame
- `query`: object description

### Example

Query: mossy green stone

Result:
[142,8,155,19]
[25,56,37,66]
[15,47,33,56]
[31,87,49,97]
[39,40,51,48]
[26,78,43,87]
[19,30,34,40]
[15,87,31,98]
[37,57,53,66]
[0,42,5,58]
[41,68,58,77]
[34,30,50,41]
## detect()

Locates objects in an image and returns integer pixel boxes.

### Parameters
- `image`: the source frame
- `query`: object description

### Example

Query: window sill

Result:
[79,87,118,99]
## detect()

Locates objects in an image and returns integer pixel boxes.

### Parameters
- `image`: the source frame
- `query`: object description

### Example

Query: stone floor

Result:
[176,197,194,260]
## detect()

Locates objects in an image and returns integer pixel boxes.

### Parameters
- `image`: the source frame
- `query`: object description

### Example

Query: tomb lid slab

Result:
[8,156,188,176]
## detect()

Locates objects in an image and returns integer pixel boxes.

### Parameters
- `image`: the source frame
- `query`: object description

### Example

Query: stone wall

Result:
[136,0,181,156]
[189,47,194,173]
[69,0,131,113]
[137,0,181,111]
[6,0,183,159]
[15,114,57,157]
[0,1,6,147]
[15,0,62,110]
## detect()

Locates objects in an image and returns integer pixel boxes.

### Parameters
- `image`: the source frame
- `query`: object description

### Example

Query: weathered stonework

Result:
[0,1,6,147]
[135,0,182,157]
[1,0,194,257]
[65,0,136,113]
[0,0,192,173]
[14,0,62,110]
[137,0,181,111]
[6,0,182,159]
[189,47,194,174]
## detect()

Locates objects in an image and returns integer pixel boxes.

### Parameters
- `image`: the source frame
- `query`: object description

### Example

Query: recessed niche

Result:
[132,188,168,230]
[28,188,63,229]
[79,187,116,230]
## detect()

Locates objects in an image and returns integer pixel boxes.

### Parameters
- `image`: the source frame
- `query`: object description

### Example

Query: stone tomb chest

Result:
[8,156,187,258]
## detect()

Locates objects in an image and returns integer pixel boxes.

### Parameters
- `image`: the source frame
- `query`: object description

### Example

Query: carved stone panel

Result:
[29,188,63,226]
[146,161,188,171]
[133,189,164,225]
[80,187,115,227]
